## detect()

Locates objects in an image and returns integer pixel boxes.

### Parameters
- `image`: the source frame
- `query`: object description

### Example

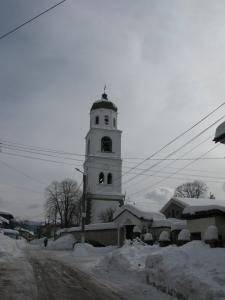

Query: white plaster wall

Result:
[86,128,121,158]
[84,157,122,194]
[187,217,216,239]
[91,200,120,223]
[113,210,143,226]
[90,108,117,130]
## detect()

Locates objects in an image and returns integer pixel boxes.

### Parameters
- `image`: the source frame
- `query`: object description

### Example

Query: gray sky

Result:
[1,0,225,220]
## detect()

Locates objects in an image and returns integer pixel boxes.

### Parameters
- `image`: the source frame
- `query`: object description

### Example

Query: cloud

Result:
[1,0,225,218]
[26,203,41,210]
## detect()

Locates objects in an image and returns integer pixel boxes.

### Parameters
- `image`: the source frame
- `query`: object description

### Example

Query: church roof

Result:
[91,93,118,112]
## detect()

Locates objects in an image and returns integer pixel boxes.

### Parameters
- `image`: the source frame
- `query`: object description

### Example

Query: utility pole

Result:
[75,168,87,243]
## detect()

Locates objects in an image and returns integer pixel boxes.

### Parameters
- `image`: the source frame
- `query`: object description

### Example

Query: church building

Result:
[84,91,124,224]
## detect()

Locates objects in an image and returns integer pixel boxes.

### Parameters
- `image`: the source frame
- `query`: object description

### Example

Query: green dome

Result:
[91,93,117,112]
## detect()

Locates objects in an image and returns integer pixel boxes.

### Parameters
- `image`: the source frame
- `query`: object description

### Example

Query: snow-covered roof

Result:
[183,204,225,216]
[2,229,19,234]
[0,216,9,224]
[113,204,165,221]
[57,222,118,234]
[152,218,187,230]
[15,227,34,235]
[160,197,225,213]
[0,210,14,219]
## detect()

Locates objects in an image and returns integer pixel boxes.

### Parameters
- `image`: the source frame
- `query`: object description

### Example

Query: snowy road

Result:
[27,249,126,300]
[0,248,127,300]
[0,244,175,300]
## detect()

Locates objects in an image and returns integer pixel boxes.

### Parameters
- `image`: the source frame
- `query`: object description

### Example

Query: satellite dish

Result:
[213,121,225,144]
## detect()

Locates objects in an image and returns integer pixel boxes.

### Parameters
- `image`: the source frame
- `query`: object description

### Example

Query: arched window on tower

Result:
[101,136,112,152]
[99,172,104,184]
[107,173,112,184]
[95,116,99,125]
[113,118,116,127]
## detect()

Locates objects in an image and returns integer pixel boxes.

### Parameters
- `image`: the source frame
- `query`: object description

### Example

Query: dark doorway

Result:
[125,225,134,239]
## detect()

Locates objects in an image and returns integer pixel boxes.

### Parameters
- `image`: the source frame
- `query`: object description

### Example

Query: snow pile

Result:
[144,233,153,241]
[204,225,218,241]
[178,229,190,241]
[145,241,225,299]
[159,231,170,241]
[30,237,46,246]
[73,243,115,257]
[95,241,162,275]
[0,233,25,257]
[47,234,76,250]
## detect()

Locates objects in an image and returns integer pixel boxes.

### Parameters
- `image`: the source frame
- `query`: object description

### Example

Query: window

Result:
[107,173,112,184]
[101,136,112,152]
[104,115,109,125]
[95,116,99,125]
[113,118,116,127]
[99,172,104,184]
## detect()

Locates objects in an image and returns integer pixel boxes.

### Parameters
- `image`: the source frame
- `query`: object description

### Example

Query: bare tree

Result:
[99,207,116,222]
[173,180,208,199]
[45,179,82,228]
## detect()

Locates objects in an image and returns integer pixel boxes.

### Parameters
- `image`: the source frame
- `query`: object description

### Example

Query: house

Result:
[113,204,186,242]
[161,197,225,242]
[160,197,191,219]
[182,200,225,241]
[0,210,14,228]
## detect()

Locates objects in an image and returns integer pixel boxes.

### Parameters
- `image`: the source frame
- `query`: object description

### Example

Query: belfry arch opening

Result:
[99,172,104,184]
[101,136,112,152]
[107,173,112,184]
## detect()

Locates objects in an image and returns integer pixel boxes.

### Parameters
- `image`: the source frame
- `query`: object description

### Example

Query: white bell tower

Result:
[84,91,124,223]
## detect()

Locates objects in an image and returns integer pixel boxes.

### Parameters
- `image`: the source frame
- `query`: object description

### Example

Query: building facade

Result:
[84,92,124,223]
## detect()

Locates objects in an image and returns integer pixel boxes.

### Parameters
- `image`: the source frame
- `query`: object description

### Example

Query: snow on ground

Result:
[73,243,115,257]
[31,234,76,250]
[28,237,225,299]
[145,241,225,300]
[47,234,76,250]
[0,232,26,258]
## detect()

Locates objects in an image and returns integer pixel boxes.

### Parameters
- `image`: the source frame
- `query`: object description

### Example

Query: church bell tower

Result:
[84,91,124,223]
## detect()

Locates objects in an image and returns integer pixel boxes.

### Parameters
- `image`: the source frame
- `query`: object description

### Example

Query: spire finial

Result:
[102,85,108,100]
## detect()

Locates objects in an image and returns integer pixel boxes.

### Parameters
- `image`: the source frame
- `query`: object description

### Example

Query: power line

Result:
[0,0,67,41]
[1,144,84,162]
[128,144,220,198]
[0,139,85,157]
[123,135,211,188]
[0,159,47,186]
[119,102,225,182]
[123,115,225,186]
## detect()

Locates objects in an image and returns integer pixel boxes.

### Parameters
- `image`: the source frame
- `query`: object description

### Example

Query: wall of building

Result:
[61,228,124,246]
[187,217,216,240]
[90,108,118,130]
[85,155,122,195]
[163,203,184,219]
[214,216,225,240]
[90,199,120,223]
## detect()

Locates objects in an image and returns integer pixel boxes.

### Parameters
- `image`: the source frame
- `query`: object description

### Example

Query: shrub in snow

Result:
[178,229,190,246]
[133,225,142,238]
[204,225,220,248]
[204,225,218,241]
[159,231,170,247]
[144,233,153,245]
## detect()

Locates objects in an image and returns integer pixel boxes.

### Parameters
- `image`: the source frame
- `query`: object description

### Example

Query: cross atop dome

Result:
[101,85,108,100]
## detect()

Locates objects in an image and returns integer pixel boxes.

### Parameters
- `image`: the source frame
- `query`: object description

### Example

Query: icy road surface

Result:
[0,246,175,300]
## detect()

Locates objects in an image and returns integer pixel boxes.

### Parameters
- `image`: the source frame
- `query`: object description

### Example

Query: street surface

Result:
[0,245,175,300]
